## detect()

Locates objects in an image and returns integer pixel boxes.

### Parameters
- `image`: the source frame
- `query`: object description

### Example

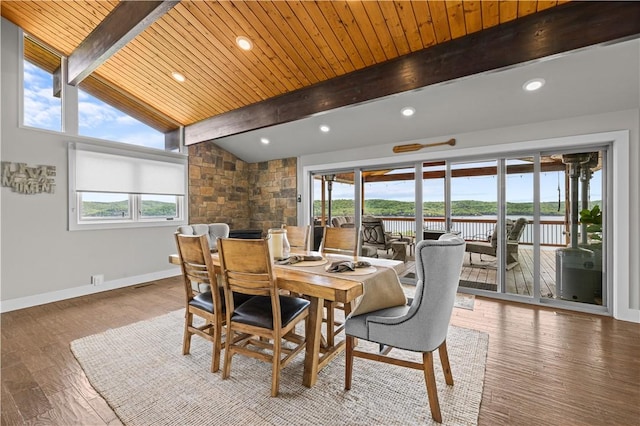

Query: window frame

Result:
[69,142,188,231]
[20,35,64,133]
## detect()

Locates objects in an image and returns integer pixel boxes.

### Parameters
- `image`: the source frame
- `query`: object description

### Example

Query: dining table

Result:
[168,250,406,387]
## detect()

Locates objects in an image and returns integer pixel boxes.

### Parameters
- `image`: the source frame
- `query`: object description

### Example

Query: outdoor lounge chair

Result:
[465,217,527,269]
[361,216,401,254]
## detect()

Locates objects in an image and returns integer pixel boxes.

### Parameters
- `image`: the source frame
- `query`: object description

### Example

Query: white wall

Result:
[1,19,180,312]
[299,110,640,323]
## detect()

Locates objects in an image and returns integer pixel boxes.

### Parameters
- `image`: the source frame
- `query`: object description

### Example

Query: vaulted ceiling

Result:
[2,1,639,155]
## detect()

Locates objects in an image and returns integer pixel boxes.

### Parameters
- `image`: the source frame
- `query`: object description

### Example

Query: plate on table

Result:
[289,258,328,267]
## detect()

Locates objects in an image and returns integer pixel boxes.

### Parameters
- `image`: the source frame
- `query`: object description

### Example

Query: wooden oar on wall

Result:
[393,138,456,153]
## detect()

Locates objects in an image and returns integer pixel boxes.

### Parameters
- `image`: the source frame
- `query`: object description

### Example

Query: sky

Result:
[24,61,164,150]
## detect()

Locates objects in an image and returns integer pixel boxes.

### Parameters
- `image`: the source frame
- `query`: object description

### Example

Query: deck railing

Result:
[378,217,566,247]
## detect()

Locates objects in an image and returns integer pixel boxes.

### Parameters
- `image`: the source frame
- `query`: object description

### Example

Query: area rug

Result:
[71,310,488,426]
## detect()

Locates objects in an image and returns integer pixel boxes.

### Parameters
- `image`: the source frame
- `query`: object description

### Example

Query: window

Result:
[22,37,62,132]
[79,192,131,221]
[140,194,179,220]
[69,143,187,230]
[78,89,165,150]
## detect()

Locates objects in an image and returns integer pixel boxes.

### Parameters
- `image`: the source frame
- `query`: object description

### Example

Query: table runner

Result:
[275,257,407,316]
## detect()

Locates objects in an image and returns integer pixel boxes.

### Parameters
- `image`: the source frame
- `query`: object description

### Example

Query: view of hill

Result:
[85,198,598,219]
[314,199,578,217]
[82,200,176,217]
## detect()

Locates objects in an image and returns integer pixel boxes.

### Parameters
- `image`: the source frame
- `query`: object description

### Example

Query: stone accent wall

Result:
[248,158,298,232]
[187,143,298,234]
[187,143,250,229]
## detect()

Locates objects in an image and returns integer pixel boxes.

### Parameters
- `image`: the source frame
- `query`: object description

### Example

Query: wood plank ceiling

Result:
[2,1,570,136]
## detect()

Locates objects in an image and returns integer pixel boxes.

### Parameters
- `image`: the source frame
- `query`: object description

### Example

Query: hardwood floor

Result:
[2,277,639,425]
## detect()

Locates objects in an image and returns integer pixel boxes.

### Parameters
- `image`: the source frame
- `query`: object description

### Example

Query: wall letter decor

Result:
[1,162,56,194]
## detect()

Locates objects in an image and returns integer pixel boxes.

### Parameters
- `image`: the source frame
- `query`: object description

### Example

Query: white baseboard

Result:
[615,306,640,323]
[0,268,181,313]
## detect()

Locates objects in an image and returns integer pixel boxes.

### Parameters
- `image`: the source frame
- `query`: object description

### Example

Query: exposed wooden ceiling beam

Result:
[67,0,179,86]
[185,1,640,145]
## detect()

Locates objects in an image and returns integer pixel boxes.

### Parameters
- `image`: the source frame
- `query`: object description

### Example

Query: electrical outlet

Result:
[91,274,104,285]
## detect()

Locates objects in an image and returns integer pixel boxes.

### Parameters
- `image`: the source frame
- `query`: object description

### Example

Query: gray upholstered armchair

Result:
[465,217,527,269]
[344,234,466,423]
[177,223,230,252]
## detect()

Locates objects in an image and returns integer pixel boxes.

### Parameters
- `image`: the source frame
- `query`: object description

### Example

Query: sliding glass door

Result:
[504,156,535,297]
[451,160,499,293]
[548,149,606,307]
[307,144,609,312]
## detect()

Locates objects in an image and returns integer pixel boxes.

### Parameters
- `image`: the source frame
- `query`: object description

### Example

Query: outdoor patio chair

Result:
[361,216,401,254]
[465,217,527,269]
[344,233,466,423]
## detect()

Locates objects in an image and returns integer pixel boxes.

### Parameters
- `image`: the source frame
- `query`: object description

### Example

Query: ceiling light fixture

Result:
[260,137,270,145]
[171,72,186,82]
[523,78,545,91]
[401,107,415,117]
[319,124,330,133]
[236,36,253,51]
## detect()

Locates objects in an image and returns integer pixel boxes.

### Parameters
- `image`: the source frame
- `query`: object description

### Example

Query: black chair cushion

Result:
[189,288,253,313]
[231,295,310,329]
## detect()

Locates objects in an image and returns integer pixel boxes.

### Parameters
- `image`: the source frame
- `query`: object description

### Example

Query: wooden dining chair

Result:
[174,233,251,373]
[218,238,310,397]
[282,224,310,251]
[320,226,359,346]
[321,226,359,256]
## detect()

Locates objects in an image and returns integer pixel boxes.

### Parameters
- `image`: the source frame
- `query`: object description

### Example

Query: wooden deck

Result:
[460,246,557,297]
[399,245,559,298]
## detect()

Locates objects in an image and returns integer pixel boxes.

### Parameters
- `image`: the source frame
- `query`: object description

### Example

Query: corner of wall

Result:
[187,142,298,233]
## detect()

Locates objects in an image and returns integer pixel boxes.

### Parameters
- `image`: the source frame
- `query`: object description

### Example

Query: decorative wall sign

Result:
[1,162,56,194]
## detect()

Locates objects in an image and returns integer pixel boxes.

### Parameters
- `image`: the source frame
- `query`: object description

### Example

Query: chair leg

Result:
[211,322,222,373]
[345,336,354,390]
[222,328,234,380]
[438,341,454,386]
[183,312,193,355]
[422,351,442,423]
[271,336,281,397]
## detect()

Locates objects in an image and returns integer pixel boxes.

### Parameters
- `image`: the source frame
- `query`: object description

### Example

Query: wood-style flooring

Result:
[2,277,639,425]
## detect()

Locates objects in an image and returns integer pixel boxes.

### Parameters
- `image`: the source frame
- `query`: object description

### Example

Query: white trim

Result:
[610,134,636,322]
[68,141,188,231]
[302,130,637,323]
[0,268,181,313]
[17,28,25,129]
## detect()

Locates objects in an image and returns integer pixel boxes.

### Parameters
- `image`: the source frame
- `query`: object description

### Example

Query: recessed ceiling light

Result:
[260,137,270,145]
[523,78,545,92]
[236,36,253,51]
[171,72,186,82]
[401,107,415,117]
[319,124,330,133]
